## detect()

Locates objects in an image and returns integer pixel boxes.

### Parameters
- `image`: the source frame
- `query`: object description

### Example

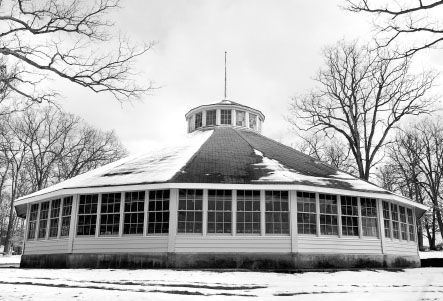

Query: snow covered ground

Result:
[1,267,443,300]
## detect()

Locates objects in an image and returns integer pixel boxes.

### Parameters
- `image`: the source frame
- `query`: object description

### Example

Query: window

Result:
[60,196,73,237]
[249,113,257,130]
[407,208,415,241]
[100,193,121,236]
[178,189,203,233]
[382,201,391,239]
[361,198,378,237]
[236,110,246,127]
[265,191,289,234]
[77,194,98,236]
[206,110,216,126]
[237,190,261,234]
[27,204,39,240]
[399,206,407,240]
[391,203,400,239]
[208,190,232,234]
[341,196,359,236]
[148,190,170,234]
[220,109,231,125]
[195,112,202,129]
[38,201,50,239]
[297,191,317,235]
[49,199,61,238]
[124,191,145,235]
[319,194,338,235]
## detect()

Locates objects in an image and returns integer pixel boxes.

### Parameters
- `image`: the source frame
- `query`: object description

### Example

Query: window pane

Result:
[147,190,170,234]
[49,199,61,238]
[178,189,203,233]
[361,198,378,237]
[341,196,359,237]
[27,204,39,240]
[319,194,337,235]
[206,110,216,126]
[208,190,232,234]
[38,202,50,239]
[220,109,232,125]
[60,196,73,237]
[265,191,289,235]
[236,111,246,127]
[249,113,257,130]
[297,191,316,235]
[124,191,145,235]
[195,112,202,129]
[100,193,121,236]
[237,190,260,234]
[77,194,98,236]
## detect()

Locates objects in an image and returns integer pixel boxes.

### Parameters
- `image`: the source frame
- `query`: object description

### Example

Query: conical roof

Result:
[15,101,427,217]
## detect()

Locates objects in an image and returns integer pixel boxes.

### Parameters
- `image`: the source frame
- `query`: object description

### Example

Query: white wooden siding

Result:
[174,236,292,253]
[298,236,382,254]
[72,236,168,253]
[25,239,69,255]
[384,240,418,256]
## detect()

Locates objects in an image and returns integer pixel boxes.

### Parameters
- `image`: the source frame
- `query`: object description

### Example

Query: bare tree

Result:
[0,105,127,254]
[293,133,357,175]
[0,0,153,104]
[288,41,437,180]
[346,0,443,56]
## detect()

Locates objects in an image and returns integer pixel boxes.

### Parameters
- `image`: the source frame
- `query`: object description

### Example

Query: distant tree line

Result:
[0,106,127,254]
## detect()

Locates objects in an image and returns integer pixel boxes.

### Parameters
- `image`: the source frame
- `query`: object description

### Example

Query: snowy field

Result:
[0,265,442,300]
[1,254,443,300]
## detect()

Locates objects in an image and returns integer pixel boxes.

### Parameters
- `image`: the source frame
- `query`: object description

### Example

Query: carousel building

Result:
[15,99,427,269]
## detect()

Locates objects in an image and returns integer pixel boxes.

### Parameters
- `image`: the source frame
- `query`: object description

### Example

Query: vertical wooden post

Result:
[57,198,64,239]
[119,192,125,237]
[245,112,250,128]
[202,110,207,127]
[316,193,321,236]
[143,190,149,237]
[232,189,237,236]
[337,195,342,238]
[388,201,394,241]
[377,199,385,254]
[290,190,298,253]
[68,194,79,253]
[168,188,178,253]
[203,189,208,236]
[260,190,265,236]
[95,194,102,238]
[45,200,51,240]
[35,203,41,241]
[216,109,221,126]
[357,197,363,239]
[231,109,236,126]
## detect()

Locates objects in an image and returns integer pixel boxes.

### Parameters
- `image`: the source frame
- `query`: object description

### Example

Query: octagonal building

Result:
[15,99,427,269]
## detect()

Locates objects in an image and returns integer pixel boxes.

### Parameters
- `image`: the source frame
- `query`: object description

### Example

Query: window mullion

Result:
[357,197,362,239]
[119,192,125,237]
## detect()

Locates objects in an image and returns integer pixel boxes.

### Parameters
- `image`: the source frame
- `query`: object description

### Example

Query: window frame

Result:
[194,112,202,129]
[296,191,317,235]
[76,194,99,237]
[177,189,203,234]
[265,191,290,235]
[27,203,39,240]
[235,110,246,127]
[360,198,378,238]
[37,201,50,239]
[236,190,261,235]
[123,191,145,236]
[341,196,359,237]
[60,196,73,238]
[48,199,61,239]
[220,109,232,125]
[147,190,170,235]
[206,109,216,126]
[319,193,338,236]
[207,189,232,235]
[99,193,121,236]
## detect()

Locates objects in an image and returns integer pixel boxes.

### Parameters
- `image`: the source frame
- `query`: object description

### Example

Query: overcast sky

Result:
[54,0,441,154]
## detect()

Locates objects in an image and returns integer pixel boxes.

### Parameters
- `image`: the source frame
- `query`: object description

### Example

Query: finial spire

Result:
[224,51,227,99]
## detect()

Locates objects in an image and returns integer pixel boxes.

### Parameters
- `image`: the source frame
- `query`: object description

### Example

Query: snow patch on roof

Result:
[253,149,385,192]
[18,130,213,201]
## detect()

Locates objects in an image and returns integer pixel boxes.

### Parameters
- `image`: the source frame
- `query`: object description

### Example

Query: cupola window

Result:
[195,112,202,129]
[206,110,216,126]
[249,113,257,130]
[236,110,246,127]
[220,109,232,125]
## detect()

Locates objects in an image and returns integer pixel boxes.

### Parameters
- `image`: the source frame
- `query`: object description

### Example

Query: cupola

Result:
[185,99,265,133]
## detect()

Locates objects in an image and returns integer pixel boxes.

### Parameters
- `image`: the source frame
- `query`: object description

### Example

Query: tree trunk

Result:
[431,208,436,250]
[425,220,433,249]
[3,199,14,255]
[417,222,425,251]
